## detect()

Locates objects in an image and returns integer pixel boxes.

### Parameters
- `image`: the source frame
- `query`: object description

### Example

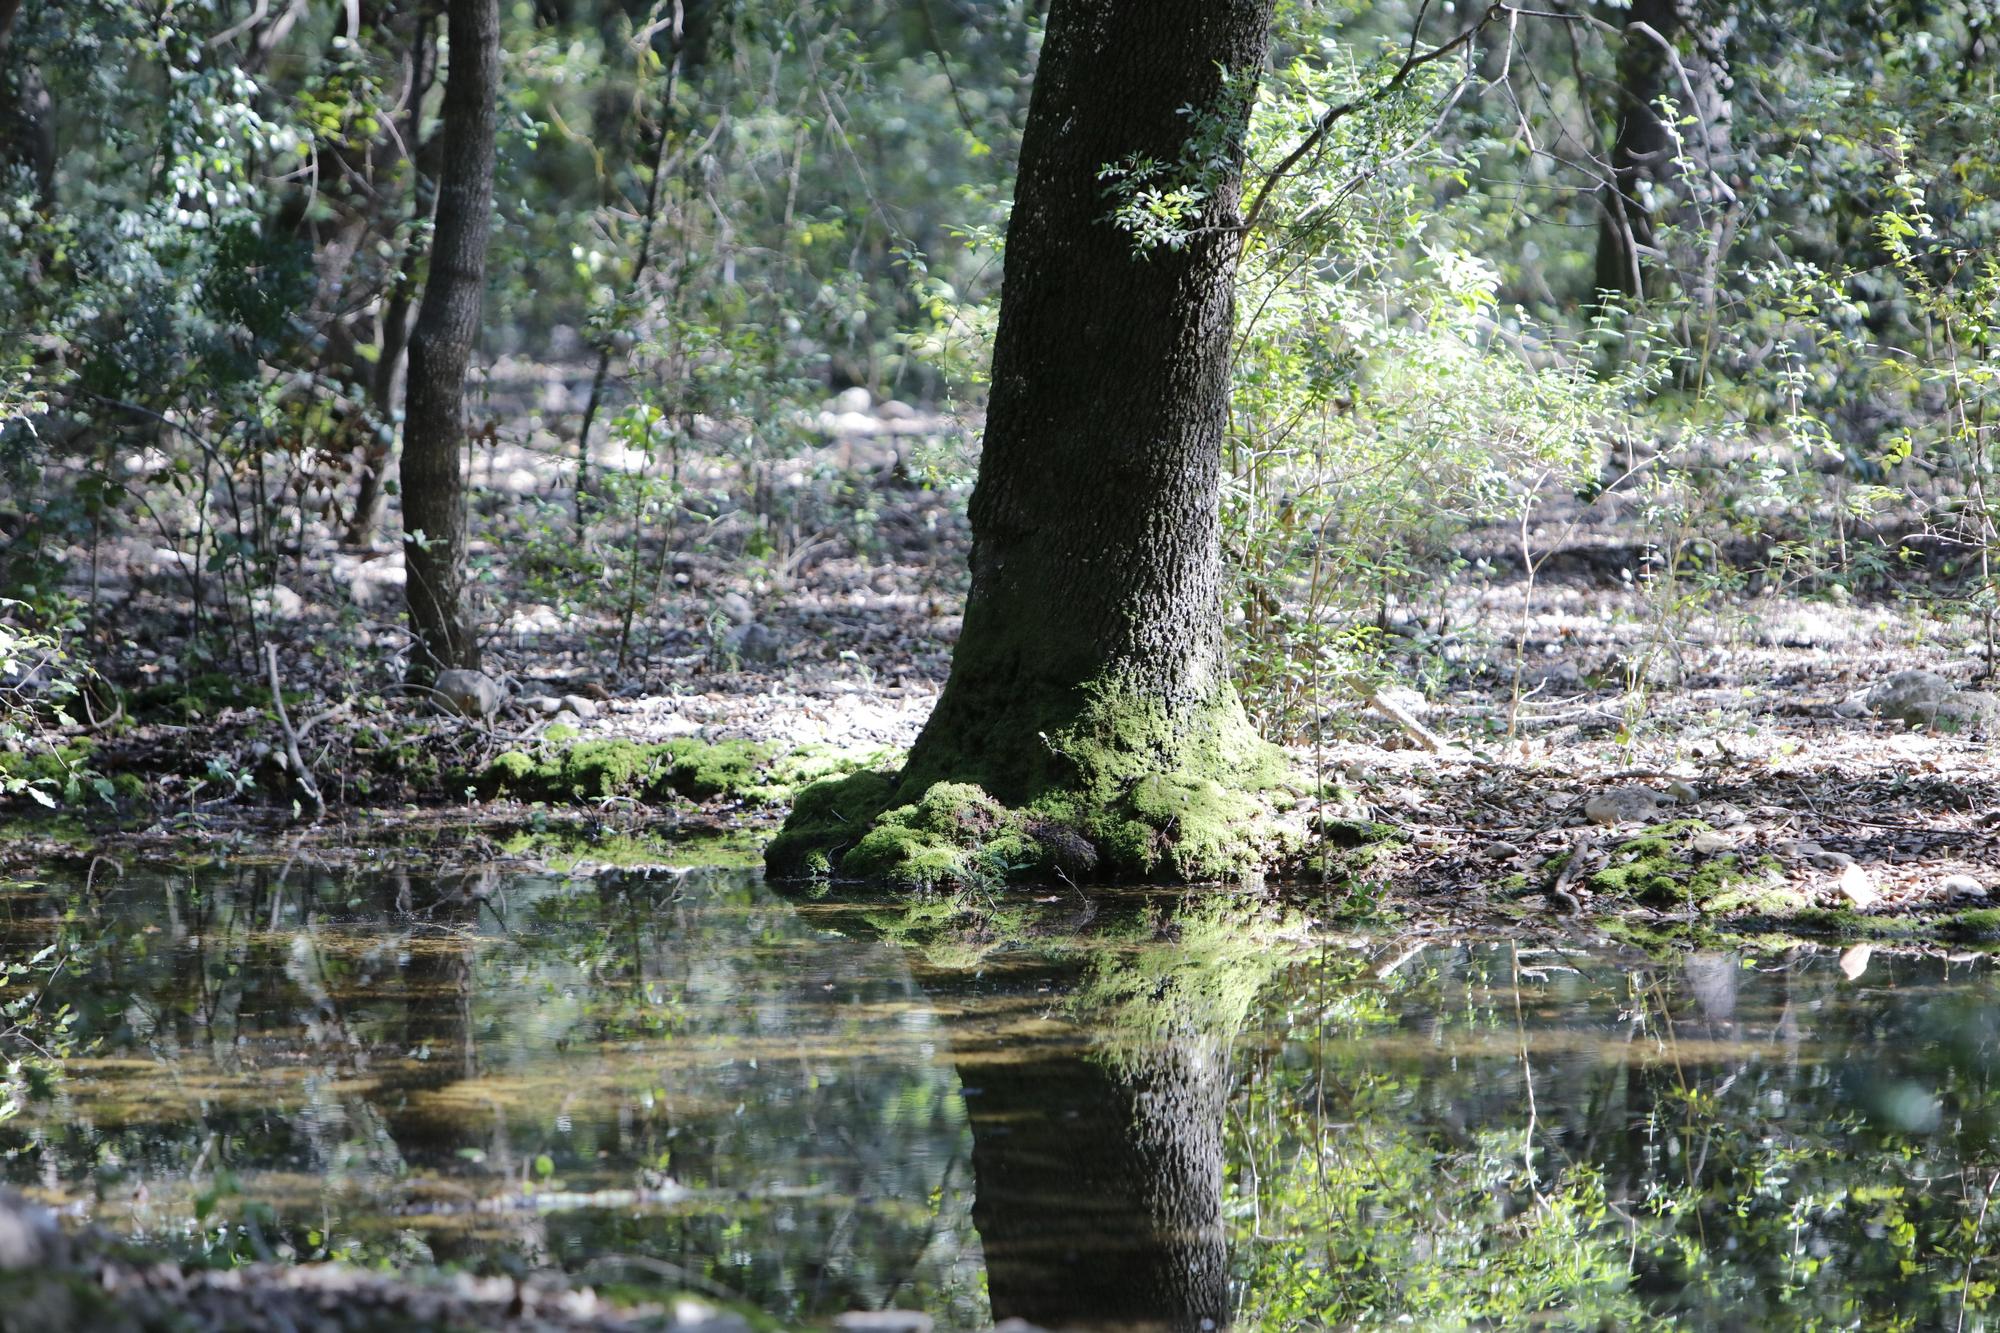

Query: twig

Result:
[264,644,325,821]
[1242,2,1505,236]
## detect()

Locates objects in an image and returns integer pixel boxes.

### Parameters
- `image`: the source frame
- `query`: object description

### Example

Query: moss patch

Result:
[762,768,901,879]
[478,737,896,809]
[1571,820,1780,910]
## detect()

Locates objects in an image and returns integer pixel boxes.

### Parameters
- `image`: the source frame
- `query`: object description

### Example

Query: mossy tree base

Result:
[765,681,1302,888]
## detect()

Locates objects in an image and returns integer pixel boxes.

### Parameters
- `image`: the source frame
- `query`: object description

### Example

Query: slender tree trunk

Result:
[349,8,441,547]
[401,0,499,677]
[0,0,56,220]
[896,0,1278,809]
[1594,0,1682,300]
[1593,0,1733,304]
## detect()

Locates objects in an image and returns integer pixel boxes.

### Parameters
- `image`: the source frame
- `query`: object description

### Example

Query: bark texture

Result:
[401,0,499,676]
[897,0,1279,807]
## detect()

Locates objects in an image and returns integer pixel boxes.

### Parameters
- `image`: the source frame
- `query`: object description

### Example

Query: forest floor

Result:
[7,387,2000,949]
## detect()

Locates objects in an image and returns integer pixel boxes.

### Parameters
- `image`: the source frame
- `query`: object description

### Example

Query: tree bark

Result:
[896,0,1279,808]
[349,6,442,547]
[401,0,500,677]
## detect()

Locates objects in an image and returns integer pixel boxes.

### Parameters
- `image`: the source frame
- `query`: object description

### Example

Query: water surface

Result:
[4,848,2000,1330]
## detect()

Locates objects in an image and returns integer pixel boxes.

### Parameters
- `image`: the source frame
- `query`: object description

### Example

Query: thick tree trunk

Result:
[401,0,499,677]
[897,0,1278,808]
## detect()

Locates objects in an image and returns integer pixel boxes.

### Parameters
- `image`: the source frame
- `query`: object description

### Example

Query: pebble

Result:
[432,668,505,719]
[559,694,600,720]
[1583,787,1664,826]
[1940,874,1987,900]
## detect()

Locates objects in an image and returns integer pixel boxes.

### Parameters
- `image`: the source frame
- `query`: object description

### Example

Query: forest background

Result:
[1,0,1997,909]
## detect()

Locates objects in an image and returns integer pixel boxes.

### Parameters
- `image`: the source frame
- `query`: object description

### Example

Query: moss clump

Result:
[1946,908,2000,941]
[1579,820,1778,910]
[841,783,1010,889]
[763,769,900,878]
[657,737,771,800]
[478,737,885,808]
[768,676,1303,887]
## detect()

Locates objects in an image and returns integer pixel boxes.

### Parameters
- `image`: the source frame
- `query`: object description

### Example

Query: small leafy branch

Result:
[0,600,99,808]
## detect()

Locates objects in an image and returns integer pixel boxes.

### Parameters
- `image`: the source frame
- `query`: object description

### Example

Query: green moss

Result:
[483,750,545,797]
[0,739,93,786]
[499,824,766,872]
[1946,908,2000,940]
[655,738,771,800]
[477,737,893,810]
[1581,820,1776,910]
[558,740,661,799]
[763,769,900,878]
[765,671,1305,887]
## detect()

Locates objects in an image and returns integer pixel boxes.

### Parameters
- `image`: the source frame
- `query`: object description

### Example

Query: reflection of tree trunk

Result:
[960,1036,1232,1331]
[380,914,478,1165]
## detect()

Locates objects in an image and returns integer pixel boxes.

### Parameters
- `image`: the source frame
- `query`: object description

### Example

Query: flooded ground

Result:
[5,843,2000,1330]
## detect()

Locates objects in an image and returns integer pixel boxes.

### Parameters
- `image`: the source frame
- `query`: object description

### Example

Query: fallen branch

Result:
[264,644,325,821]
[1367,688,1455,754]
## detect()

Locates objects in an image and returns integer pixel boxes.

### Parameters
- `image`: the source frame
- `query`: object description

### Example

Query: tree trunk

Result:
[1594,0,1683,300]
[349,7,442,548]
[1593,0,1733,304]
[0,0,56,219]
[401,0,499,678]
[896,0,1279,811]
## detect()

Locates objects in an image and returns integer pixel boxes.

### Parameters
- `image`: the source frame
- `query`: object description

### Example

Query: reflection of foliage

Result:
[1,938,85,1132]
[1070,896,1302,1073]
[1229,947,1653,1330]
[1235,1111,1649,1329]
[1,861,982,1322]
[1230,944,2000,1330]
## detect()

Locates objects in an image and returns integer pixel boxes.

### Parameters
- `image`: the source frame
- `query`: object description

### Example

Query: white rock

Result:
[253,583,305,620]
[1838,863,1880,909]
[1940,873,1987,900]
[559,694,600,720]
[831,385,873,414]
[1863,669,1994,732]
[520,694,563,717]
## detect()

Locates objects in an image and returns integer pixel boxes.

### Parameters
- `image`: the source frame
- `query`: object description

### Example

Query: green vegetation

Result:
[480,738,895,809]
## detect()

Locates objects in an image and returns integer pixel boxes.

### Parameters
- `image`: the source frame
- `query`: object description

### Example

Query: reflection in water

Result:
[4,855,2000,1330]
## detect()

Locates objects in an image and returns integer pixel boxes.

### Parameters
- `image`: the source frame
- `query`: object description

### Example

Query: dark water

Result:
[5,848,2000,1330]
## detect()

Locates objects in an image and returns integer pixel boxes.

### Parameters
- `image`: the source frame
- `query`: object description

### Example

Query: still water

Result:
[4,846,2000,1330]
